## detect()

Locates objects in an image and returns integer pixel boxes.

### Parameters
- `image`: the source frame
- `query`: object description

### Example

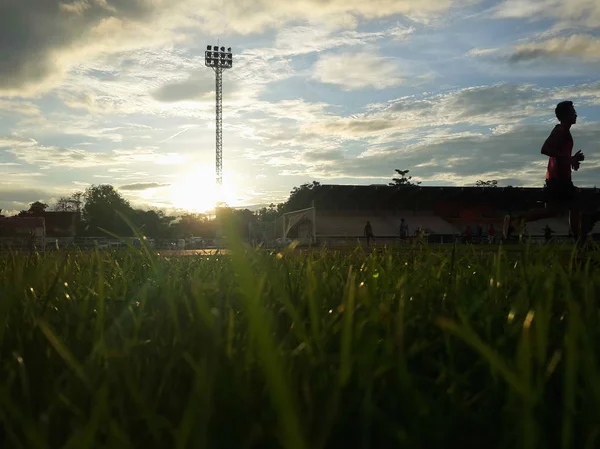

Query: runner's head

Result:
[555,101,577,125]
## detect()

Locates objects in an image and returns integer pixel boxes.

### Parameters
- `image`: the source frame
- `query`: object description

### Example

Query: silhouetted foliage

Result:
[284,181,321,212]
[82,185,135,236]
[255,203,284,222]
[17,201,49,217]
[132,209,174,239]
[390,169,420,187]
[170,213,215,239]
[475,180,498,188]
[54,192,83,212]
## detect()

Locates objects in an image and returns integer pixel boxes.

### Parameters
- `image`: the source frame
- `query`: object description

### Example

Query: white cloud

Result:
[509,34,600,62]
[1,0,461,97]
[267,23,415,58]
[272,122,600,187]
[0,136,187,169]
[313,52,404,90]
[465,47,499,58]
[196,0,457,35]
[0,100,41,117]
[494,0,600,28]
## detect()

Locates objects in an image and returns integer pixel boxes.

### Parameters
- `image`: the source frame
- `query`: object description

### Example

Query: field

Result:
[1,237,600,449]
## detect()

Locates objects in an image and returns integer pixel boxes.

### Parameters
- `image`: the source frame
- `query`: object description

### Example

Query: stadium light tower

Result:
[205,45,233,188]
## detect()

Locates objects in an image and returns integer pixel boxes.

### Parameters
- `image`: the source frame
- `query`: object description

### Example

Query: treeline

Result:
[8,169,436,239]
[11,184,298,240]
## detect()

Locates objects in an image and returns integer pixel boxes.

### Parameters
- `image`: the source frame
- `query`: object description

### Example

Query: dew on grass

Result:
[523,310,535,329]
[507,309,516,324]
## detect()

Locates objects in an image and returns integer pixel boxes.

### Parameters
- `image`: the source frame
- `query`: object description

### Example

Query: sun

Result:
[170,166,239,213]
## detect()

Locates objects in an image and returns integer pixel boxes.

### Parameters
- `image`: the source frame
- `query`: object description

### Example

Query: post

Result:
[311,200,316,245]
[215,67,223,186]
[205,45,232,192]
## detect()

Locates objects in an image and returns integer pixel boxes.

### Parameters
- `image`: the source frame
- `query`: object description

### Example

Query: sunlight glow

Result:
[169,166,240,213]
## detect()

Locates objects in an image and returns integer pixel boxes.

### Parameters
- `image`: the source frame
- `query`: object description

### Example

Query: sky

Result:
[1,0,600,215]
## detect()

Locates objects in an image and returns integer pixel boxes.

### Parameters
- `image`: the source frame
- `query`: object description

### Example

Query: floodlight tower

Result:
[205,45,233,188]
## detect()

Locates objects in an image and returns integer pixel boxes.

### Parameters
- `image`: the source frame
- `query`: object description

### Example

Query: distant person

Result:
[544,225,553,243]
[364,221,374,246]
[503,101,598,242]
[417,226,425,243]
[488,224,496,244]
[465,225,472,244]
[519,222,528,243]
[399,218,409,240]
[477,224,483,243]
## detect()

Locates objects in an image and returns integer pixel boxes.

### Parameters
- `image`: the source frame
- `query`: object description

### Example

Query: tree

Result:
[284,181,321,212]
[82,185,135,236]
[475,180,498,188]
[170,213,214,239]
[216,207,255,239]
[132,209,174,239]
[390,169,420,187]
[17,201,49,217]
[255,203,282,222]
[54,192,84,212]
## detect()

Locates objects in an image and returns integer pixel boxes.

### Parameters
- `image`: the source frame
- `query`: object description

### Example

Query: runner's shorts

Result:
[543,178,578,206]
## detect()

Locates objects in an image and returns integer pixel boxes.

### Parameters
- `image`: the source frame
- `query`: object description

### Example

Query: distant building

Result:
[40,212,78,238]
[0,216,46,250]
[277,185,600,244]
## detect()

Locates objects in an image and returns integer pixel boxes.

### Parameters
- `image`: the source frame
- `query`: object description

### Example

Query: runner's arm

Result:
[541,128,567,158]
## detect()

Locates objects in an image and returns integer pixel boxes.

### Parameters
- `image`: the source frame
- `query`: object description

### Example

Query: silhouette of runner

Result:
[503,101,596,241]
[399,218,409,240]
[364,221,374,246]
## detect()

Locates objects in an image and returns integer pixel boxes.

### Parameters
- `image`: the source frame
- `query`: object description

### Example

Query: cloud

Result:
[314,118,400,136]
[268,23,415,58]
[0,0,186,97]
[112,149,186,165]
[303,81,600,143]
[313,52,403,90]
[197,0,458,35]
[0,100,41,117]
[1,0,463,97]
[275,122,600,187]
[0,187,56,212]
[151,72,216,103]
[151,71,250,104]
[440,84,542,121]
[1,136,110,168]
[465,47,499,58]
[119,182,171,191]
[0,136,186,168]
[509,34,600,63]
[494,0,600,28]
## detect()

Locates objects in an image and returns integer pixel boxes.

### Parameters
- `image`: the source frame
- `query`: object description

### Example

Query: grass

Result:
[1,236,600,449]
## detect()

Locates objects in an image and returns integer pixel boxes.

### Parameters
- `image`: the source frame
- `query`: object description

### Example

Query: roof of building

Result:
[296,184,600,213]
[0,216,45,227]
